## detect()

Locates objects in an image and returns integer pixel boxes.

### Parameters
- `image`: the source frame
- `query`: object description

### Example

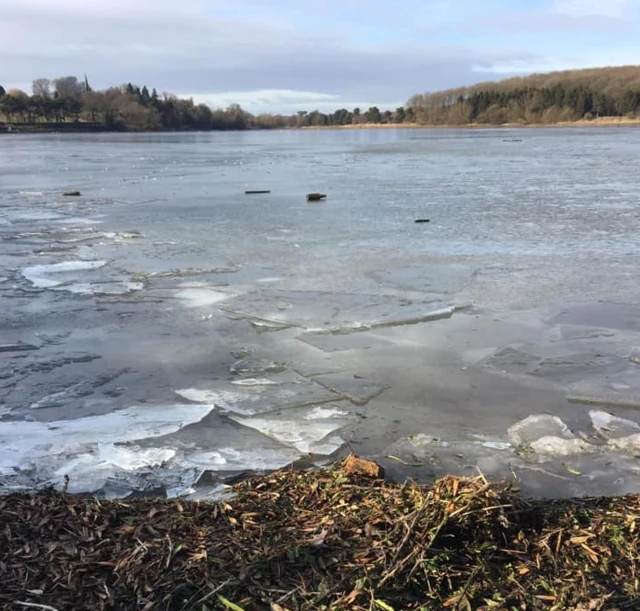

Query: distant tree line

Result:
[2,66,640,131]
[0,76,261,131]
[0,75,409,131]
[407,65,640,125]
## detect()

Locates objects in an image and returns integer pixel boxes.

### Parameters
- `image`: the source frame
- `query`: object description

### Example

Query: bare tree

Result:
[32,78,51,98]
[53,76,83,100]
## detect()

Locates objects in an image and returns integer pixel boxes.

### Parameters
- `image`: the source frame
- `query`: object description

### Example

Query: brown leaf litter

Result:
[0,455,638,610]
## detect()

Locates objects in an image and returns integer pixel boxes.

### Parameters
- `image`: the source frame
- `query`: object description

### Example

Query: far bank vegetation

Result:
[1,66,640,131]
[407,65,640,125]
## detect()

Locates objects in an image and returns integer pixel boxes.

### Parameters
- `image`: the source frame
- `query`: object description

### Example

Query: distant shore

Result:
[2,115,640,135]
[302,116,640,130]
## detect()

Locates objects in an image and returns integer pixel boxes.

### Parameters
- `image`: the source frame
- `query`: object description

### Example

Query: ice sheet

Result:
[314,374,387,405]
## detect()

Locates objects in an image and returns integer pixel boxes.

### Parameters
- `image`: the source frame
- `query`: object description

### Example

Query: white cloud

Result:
[186,90,403,114]
[474,49,640,76]
[0,0,637,110]
[551,0,640,19]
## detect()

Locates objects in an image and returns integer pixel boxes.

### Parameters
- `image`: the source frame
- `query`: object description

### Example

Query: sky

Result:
[1,0,640,114]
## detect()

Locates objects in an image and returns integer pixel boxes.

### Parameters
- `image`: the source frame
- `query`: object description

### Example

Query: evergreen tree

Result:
[141,86,151,106]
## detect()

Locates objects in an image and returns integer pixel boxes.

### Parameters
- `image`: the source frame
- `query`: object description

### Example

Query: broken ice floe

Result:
[23,260,107,288]
[219,289,470,333]
[507,413,640,456]
[382,411,640,498]
[0,403,214,465]
[228,404,353,455]
[590,410,640,440]
[21,259,142,295]
[51,445,176,495]
[508,414,574,446]
[0,403,216,495]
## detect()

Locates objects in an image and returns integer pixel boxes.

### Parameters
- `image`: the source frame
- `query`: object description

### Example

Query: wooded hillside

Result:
[407,65,640,125]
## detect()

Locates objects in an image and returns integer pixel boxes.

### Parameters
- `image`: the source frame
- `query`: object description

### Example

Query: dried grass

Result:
[1,456,638,610]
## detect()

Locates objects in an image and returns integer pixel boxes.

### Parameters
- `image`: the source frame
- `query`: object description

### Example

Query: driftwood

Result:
[306,193,327,201]
[245,190,271,194]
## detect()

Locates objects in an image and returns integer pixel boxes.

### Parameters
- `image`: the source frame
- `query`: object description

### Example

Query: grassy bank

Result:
[1,456,638,611]
[303,116,640,130]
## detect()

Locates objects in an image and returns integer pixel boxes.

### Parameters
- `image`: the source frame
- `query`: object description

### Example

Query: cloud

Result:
[551,0,640,19]
[0,0,638,111]
[187,89,404,114]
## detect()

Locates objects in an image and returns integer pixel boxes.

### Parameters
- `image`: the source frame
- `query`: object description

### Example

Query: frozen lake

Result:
[2,127,640,499]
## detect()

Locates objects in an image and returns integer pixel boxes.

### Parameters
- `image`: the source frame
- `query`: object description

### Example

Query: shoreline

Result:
[1,457,638,610]
[2,116,640,135]
[302,116,640,130]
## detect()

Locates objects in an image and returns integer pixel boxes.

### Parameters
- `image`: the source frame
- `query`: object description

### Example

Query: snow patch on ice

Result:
[231,378,278,387]
[175,288,233,307]
[608,433,640,453]
[529,436,599,456]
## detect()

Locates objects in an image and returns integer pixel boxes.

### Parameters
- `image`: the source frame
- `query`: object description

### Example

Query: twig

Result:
[378,498,430,587]
[16,603,61,611]
[194,579,235,605]
[455,558,487,610]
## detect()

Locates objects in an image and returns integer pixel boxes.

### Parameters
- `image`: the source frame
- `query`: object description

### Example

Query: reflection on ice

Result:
[176,380,341,415]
